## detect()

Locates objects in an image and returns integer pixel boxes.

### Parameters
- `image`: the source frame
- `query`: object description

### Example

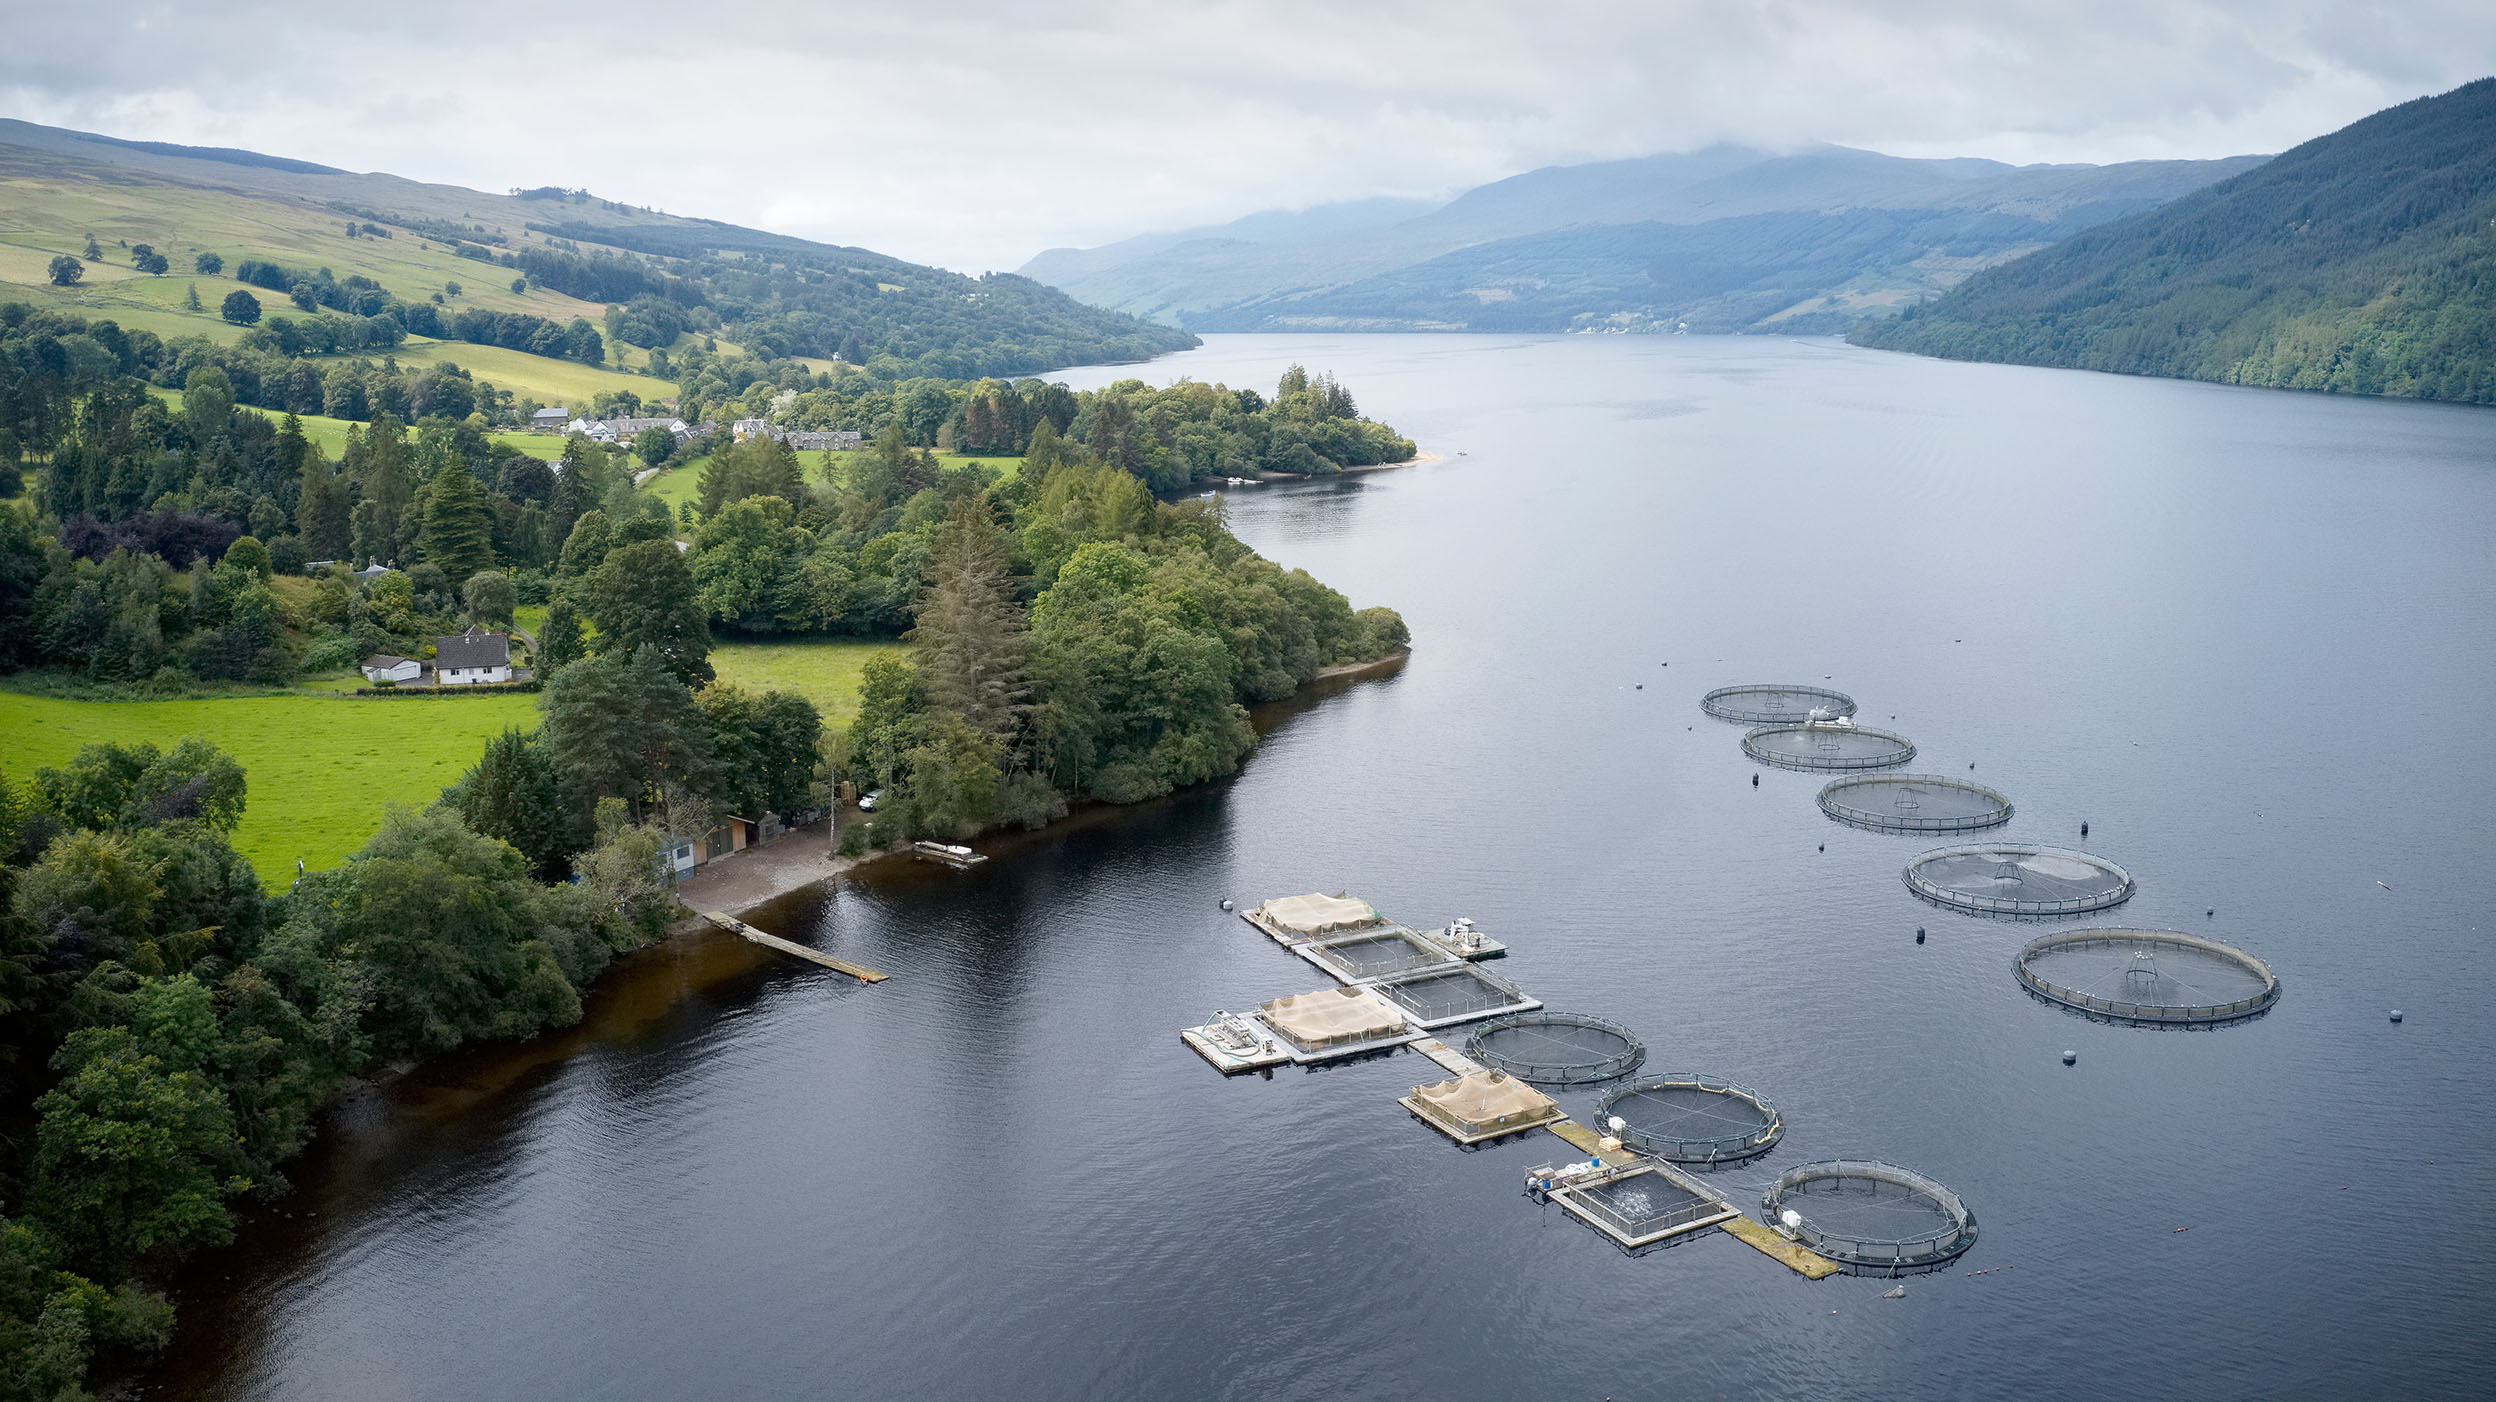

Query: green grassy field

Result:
[0,168,606,334]
[2,163,676,416]
[0,689,540,885]
[366,339,674,410]
[709,638,896,731]
[146,388,569,463]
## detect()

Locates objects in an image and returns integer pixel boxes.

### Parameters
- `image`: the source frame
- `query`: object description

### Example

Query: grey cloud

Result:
[3,1,2491,270]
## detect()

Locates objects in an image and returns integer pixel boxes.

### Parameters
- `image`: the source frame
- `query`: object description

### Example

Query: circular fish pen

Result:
[1818,774,2012,834]
[2015,928,2280,1026]
[1905,844,2134,919]
[1762,1160,1978,1274]
[1743,724,1916,772]
[1465,1013,1646,1087]
[1595,1074,1783,1165]
[1701,684,1856,725]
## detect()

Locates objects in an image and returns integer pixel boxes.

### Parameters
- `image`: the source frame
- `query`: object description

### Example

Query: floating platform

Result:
[1255,986,1423,1064]
[910,840,987,869]
[1528,1159,1743,1249]
[1295,925,1464,983]
[1367,962,1540,1030]
[1409,1038,1483,1076]
[701,912,886,981]
[1180,1012,1292,1074]
[1400,1068,1566,1145]
[1720,1216,1845,1278]
[1242,892,1385,946]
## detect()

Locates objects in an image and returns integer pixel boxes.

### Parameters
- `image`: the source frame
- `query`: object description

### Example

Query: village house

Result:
[530,406,570,431]
[434,626,513,685]
[359,654,421,685]
[786,429,863,452]
[569,416,690,444]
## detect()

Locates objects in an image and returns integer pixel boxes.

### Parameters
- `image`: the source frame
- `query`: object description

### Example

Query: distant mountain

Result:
[1017,145,2263,334]
[1852,79,2496,405]
[0,118,1195,379]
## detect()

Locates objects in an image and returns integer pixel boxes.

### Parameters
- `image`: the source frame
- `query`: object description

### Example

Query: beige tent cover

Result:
[1255,893,1379,936]
[1412,1069,1556,1128]
[1258,986,1406,1045]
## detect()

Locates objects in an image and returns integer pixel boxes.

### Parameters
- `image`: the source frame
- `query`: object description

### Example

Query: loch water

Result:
[158,335,2496,1399]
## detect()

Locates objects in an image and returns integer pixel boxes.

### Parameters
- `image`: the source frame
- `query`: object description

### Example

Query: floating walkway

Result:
[701,912,887,982]
[1192,893,1840,1278]
[1720,1216,1845,1278]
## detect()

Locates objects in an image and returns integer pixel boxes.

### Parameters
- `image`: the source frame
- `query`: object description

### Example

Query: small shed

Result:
[360,654,421,684]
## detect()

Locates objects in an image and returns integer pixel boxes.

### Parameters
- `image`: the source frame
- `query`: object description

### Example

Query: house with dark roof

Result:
[530,406,570,431]
[434,626,513,685]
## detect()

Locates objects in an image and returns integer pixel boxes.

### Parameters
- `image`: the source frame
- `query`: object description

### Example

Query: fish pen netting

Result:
[1467,1013,1645,1085]
[1907,845,2133,917]
[1743,725,1917,771]
[1702,685,1857,724]
[1818,775,2013,833]
[1572,1171,1713,1239]
[1375,966,1527,1023]
[2016,930,2279,1023]
[1309,930,1456,980]
[1597,1078,1780,1161]
[1765,1162,1977,1268]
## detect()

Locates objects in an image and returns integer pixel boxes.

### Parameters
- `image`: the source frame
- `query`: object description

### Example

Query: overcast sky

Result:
[4,1,2491,272]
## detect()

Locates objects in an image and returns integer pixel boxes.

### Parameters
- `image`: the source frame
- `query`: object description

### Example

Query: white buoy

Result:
[2061,1049,2077,1065]
[2390,1010,2404,1023]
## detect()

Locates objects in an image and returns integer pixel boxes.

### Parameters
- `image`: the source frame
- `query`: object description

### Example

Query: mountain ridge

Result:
[1014,143,2265,334]
[1851,78,2496,404]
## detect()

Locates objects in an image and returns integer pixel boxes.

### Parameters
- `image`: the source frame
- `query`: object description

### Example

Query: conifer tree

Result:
[537,596,585,672]
[909,497,1032,744]
[417,466,495,583]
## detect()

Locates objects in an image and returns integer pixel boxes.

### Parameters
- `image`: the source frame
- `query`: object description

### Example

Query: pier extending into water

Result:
[701,912,887,982]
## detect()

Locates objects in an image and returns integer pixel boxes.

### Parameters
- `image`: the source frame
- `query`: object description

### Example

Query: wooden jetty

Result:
[911,840,987,869]
[701,912,887,982]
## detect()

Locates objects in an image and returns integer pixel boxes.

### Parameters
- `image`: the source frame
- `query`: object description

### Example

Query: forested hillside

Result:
[1852,80,2496,404]
[0,119,1194,393]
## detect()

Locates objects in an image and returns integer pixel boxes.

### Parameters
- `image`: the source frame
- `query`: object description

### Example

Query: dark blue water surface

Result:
[159,336,2496,1400]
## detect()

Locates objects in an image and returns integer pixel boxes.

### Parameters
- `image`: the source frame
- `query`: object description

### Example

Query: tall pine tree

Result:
[295,449,350,561]
[417,466,495,583]
[909,497,1033,744]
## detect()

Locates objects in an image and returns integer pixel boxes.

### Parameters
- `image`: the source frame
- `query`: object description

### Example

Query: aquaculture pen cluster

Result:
[1163,673,2288,1279]
[1702,675,2290,1270]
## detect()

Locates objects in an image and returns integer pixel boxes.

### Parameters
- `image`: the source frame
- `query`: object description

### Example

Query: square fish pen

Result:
[1366,962,1540,1030]
[1528,1161,1740,1249]
[1243,892,1385,946]
[1400,1068,1564,1144]
[1254,986,1419,1063]
[1297,926,1463,984]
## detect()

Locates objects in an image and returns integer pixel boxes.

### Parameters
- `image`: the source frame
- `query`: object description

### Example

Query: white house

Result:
[434,627,513,685]
[360,654,421,685]
[569,416,689,444]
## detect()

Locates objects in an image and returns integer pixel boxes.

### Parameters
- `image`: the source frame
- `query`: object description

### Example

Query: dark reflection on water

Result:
[156,336,2496,1400]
